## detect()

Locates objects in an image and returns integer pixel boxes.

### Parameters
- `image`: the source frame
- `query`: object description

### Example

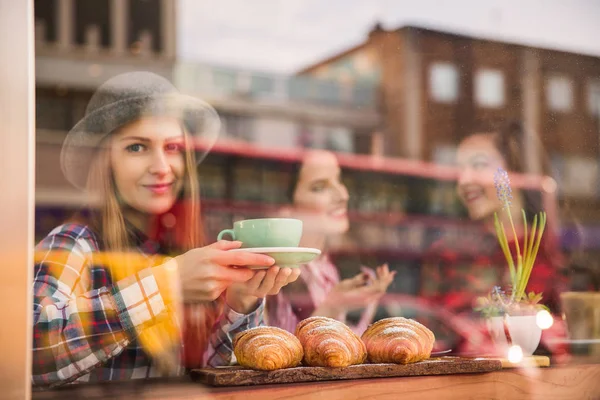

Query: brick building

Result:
[33,0,177,205]
[31,0,380,239]
[298,25,600,206]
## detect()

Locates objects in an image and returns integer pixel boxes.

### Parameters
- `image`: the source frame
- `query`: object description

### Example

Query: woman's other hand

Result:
[314,264,396,318]
[226,266,302,314]
[370,263,396,299]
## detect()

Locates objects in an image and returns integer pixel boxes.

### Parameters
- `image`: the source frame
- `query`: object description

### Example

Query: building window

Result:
[36,89,93,131]
[560,156,598,198]
[212,69,238,95]
[36,94,71,131]
[288,76,312,101]
[546,75,574,112]
[475,69,505,108]
[34,0,57,43]
[129,0,162,53]
[433,145,457,165]
[250,75,275,97]
[253,118,298,148]
[220,112,253,141]
[353,83,376,107]
[297,124,321,149]
[429,63,459,103]
[325,127,355,153]
[587,79,600,117]
[74,0,110,48]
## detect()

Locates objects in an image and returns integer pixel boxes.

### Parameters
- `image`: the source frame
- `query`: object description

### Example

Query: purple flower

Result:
[494,167,512,206]
[492,286,504,296]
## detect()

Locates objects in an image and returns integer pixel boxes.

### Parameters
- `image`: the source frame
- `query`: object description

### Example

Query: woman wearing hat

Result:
[32,72,300,388]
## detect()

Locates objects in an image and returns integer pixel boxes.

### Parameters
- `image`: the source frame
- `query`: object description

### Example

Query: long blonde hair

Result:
[85,120,219,371]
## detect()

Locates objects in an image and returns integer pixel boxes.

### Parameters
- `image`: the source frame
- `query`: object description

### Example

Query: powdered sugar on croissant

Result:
[295,316,367,368]
[233,326,303,371]
[361,317,435,364]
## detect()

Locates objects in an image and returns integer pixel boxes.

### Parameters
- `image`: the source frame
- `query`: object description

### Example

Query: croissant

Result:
[233,326,303,371]
[361,317,435,364]
[295,316,367,368]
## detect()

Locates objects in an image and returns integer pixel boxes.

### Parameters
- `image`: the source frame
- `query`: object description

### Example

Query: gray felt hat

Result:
[60,71,221,190]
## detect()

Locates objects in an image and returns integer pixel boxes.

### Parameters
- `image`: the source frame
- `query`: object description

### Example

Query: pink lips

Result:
[145,182,173,195]
[329,208,348,219]
[463,190,483,204]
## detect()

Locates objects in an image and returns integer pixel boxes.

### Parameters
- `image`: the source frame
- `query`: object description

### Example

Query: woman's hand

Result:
[367,263,396,301]
[314,264,396,318]
[156,240,276,304]
[226,266,302,314]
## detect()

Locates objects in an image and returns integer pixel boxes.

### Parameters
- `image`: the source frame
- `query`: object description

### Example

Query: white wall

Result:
[0,0,35,398]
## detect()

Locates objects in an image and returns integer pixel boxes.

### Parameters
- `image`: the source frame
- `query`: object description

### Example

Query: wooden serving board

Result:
[191,356,502,387]
[496,355,550,368]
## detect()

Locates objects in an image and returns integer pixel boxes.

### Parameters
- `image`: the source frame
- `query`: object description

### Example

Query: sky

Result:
[178,0,600,74]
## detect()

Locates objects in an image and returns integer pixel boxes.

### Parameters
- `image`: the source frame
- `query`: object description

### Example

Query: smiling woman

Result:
[111,117,187,217]
[455,124,528,224]
[420,122,568,356]
[32,71,300,388]
[266,150,395,336]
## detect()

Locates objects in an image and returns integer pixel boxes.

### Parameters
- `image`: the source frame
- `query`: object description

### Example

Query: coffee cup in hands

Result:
[217,218,303,248]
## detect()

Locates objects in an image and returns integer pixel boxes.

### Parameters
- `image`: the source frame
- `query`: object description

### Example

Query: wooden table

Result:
[32,363,600,400]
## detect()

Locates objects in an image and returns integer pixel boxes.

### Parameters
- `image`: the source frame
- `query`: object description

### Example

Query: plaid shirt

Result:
[33,223,264,388]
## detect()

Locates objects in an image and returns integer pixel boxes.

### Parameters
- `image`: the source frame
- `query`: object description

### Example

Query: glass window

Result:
[326,127,355,153]
[297,124,327,148]
[313,79,341,104]
[352,82,376,107]
[220,112,254,141]
[432,144,457,165]
[24,2,600,395]
[546,75,574,112]
[253,118,298,148]
[429,62,459,103]
[288,75,312,101]
[34,0,57,43]
[250,75,275,97]
[560,156,598,198]
[36,90,71,131]
[211,68,238,95]
[74,0,110,48]
[128,0,162,52]
[475,69,505,108]
[587,79,600,117]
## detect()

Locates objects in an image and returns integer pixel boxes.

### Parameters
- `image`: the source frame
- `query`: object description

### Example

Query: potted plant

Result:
[474,168,549,357]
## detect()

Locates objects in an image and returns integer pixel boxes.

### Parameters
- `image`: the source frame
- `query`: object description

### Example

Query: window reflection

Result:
[27,0,600,396]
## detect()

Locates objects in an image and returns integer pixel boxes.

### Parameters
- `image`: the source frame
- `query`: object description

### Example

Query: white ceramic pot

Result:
[488,315,542,356]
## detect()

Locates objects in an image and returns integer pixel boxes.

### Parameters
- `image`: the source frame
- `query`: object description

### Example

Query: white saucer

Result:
[229,247,321,269]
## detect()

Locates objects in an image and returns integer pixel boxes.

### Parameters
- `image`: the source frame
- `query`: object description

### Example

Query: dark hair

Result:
[285,160,303,204]
[465,121,544,218]
[488,121,528,173]
[464,120,578,306]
